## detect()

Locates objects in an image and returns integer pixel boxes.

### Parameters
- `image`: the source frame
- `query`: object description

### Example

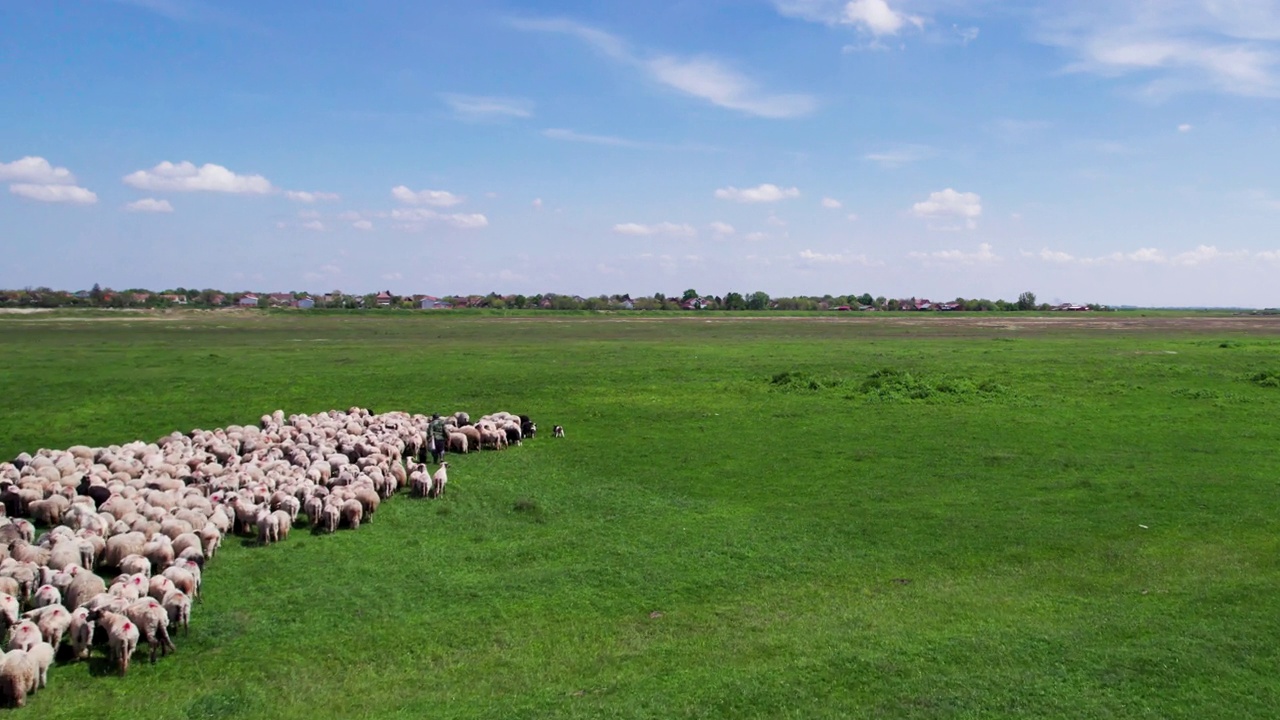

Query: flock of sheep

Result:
[0,407,542,708]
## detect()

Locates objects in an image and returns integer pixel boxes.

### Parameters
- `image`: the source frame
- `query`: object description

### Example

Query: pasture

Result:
[2,309,1280,719]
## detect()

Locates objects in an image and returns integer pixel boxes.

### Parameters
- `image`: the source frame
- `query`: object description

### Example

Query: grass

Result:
[2,310,1280,718]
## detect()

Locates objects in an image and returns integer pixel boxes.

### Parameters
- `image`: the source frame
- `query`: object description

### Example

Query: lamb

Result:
[94,610,139,675]
[430,462,449,499]
[124,597,175,663]
[67,607,94,661]
[553,424,565,438]
[161,565,198,602]
[0,649,36,708]
[26,641,53,690]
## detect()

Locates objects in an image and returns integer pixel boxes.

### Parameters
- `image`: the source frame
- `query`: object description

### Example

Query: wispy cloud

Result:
[391,186,464,207]
[797,249,881,266]
[125,198,174,213]
[908,242,1000,265]
[1033,245,1251,266]
[864,144,934,168]
[509,17,816,118]
[1035,1,1280,98]
[542,128,641,148]
[612,222,697,238]
[440,94,534,121]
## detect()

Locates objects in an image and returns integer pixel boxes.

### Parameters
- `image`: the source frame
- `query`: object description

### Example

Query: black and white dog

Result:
[552,425,565,438]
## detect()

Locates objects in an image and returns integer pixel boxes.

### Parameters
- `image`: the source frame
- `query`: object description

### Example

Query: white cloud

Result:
[1035,245,1251,266]
[353,220,373,231]
[715,183,800,203]
[302,220,326,232]
[390,207,488,229]
[908,242,1000,264]
[774,0,924,37]
[382,272,403,281]
[1039,248,1075,263]
[0,156,76,185]
[709,221,735,237]
[1039,2,1280,98]
[440,94,533,120]
[1171,245,1247,265]
[337,210,362,221]
[9,183,98,204]
[864,144,934,168]
[532,198,543,209]
[123,161,273,194]
[847,213,860,221]
[125,198,174,213]
[744,231,769,242]
[510,17,816,118]
[1178,123,1194,132]
[912,188,983,228]
[286,190,340,203]
[297,209,321,220]
[612,222,697,238]
[391,185,464,207]
[821,197,842,209]
[843,0,921,36]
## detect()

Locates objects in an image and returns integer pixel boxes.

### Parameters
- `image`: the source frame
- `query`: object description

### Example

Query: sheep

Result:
[0,649,36,708]
[319,503,340,533]
[148,575,176,602]
[63,571,106,610]
[0,595,16,633]
[197,523,222,559]
[340,499,363,530]
[353,487,380,521]
[430,462,449,499]
[29,584,61,610]
[446,432,469,454]
[272,510,293,542]
[118,553,152,578]
[102,531,147,570]
[256,510,278,546]
[458,425,482,452]
[162,589,192,636]
[553,424,565,438]
[161,565,198,602]
[303,496,324,528]
[124,597,175,663]
[94,610,139,675]
[5,620,40,652]
[23,604,70,648]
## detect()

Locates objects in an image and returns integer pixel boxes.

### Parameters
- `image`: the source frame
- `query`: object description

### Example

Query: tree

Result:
[746,291,770,310]
[723,291,745,310]
[682,288,699,301]
[1017,291,1037,311]
[857,293,874,307]
[90,283,103,303]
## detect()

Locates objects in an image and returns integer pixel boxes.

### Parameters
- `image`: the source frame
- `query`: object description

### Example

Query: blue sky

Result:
[3,0,1279,306]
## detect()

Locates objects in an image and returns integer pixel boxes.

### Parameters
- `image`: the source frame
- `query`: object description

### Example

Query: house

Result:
[209,294,226,306]
[1055,303,1089,311]
[419,296,450,309]
[267,293,294,306]
[239,294,259,307]
[131,292,151,304]
[161,294,187,305]
[376,291,393,307]
[834,305,852,311]
[297,296,315,309]
[681,298,705,310]
[937,302,963,311]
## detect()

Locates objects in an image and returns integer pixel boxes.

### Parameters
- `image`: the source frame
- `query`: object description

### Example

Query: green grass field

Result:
[3,310,1280,719]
